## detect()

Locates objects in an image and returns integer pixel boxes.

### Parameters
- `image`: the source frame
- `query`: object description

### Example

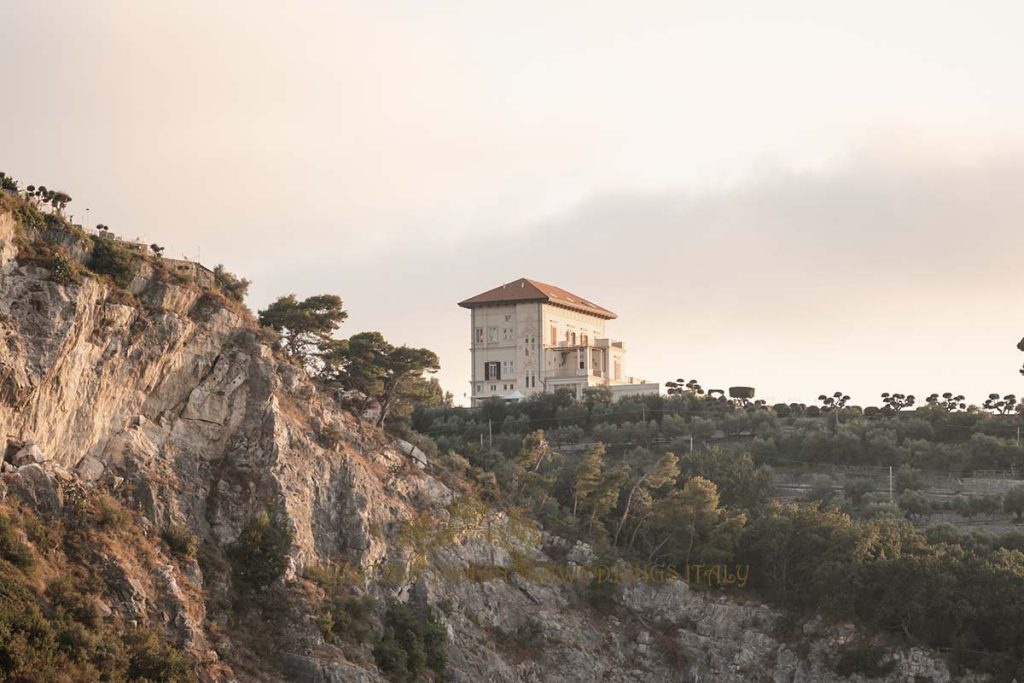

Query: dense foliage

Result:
[88,236,142,289]
[0,504,197,682]
[226,509,294,593]
[372,602,447,682]
[411,389,1024,677]
[414,390,1024,474]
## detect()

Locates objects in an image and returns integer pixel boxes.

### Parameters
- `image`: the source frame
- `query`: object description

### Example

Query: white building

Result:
[459,278,659,406]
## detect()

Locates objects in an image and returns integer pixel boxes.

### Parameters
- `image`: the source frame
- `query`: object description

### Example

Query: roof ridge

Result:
[458,277,617,319]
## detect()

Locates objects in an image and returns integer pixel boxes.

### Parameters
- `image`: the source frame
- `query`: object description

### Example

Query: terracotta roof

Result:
[458,278,617,319]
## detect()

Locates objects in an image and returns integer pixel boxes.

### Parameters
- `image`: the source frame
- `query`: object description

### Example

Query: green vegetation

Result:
[0,513,35,569]
[0,501,197,682]
[226,509,293,593]
[88,235,142,289]
[213,264,251,302]
[256,293,445,430]
[407,383,1024,677]
[372,602,447,682]
[0,172,19,192]
[306,562,380,646]
[258,294,348,364]
[319,331,442,429]
[833,642,895,677]
[161,523,199,559]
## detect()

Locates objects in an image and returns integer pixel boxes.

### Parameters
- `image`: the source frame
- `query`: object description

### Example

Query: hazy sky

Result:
[3,1,1024,406]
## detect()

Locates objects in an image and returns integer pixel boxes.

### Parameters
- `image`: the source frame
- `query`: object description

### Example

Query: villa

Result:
[459,278,659,406]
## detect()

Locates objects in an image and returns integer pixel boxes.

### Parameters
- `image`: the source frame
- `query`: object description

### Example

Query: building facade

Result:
[459,278,659,406]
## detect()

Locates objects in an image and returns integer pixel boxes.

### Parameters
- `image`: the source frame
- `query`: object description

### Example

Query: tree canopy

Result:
[258,294,348,365]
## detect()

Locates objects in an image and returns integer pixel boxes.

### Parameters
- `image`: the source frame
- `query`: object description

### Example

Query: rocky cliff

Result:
[0,201,986,682]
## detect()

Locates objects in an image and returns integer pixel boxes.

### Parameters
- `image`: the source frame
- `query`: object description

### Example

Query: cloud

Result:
[365,145,1024,404]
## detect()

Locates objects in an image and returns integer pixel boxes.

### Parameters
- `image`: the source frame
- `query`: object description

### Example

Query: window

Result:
[501,360,515,377]
[505,314,512,322]
[550,326,557,346]
[581,334,588,346]
[614,360,622,381]
[571,332,577,345]
[531,336,536,351]
[491,384,496,391]
[502,328,512,341]
[487,327,498,343]
[475,383,481,393]
[485,361,501,380]
[475,328,484,344]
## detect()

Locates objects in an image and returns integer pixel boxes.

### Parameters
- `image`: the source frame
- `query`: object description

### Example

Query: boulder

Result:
[11,443,49,466]
[2,463,63,514]
[394,438,428,468]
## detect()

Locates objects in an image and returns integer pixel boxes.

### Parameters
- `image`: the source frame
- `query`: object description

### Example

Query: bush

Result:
[48,248,81,285]
[833,642,894,677]
[213,264,251,303]
[513,616,544,646]
[1004,484,1024,521]
[161,524,198,559]
[586,576,618,614]
[88,237,140,289]
[125,628,198,682]
[0,513,34,569]
[844,479,875,505]
[94,494,131,530]
[226,510,293,593]
[373,602,446,682]
[897,489,930,517]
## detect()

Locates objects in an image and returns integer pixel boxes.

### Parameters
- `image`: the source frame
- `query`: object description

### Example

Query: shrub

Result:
[844,479,875,505]
[1004,484,1024,521]
[373,602,446,682]
[0,172,18,192]
[897,489,930,517]
[88,237,140,289]
[833,642,894,678]
[45,578,101,628]
[925,523,963,546]
[319,422,344,450]
[320,595,378,645]
[94,494,131,530]
[512,616,544,646]
[213,264,251,303]
[586,576,618,614]
[125,628,198,682]
[161,524,198,559]
[226,510,293,592]
[0,513,34,569]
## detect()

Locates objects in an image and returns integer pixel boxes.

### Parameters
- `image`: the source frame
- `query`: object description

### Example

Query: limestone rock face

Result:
[0,207,992,682]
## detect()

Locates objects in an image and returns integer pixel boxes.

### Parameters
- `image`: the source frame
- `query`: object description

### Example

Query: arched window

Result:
[571,332,577,345]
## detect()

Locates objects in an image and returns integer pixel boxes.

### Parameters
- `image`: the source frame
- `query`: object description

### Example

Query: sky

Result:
[3,1,1024,406]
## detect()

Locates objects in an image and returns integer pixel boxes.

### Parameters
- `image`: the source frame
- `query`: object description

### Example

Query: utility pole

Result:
[889,466,893,502]
[85,207,90,231]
